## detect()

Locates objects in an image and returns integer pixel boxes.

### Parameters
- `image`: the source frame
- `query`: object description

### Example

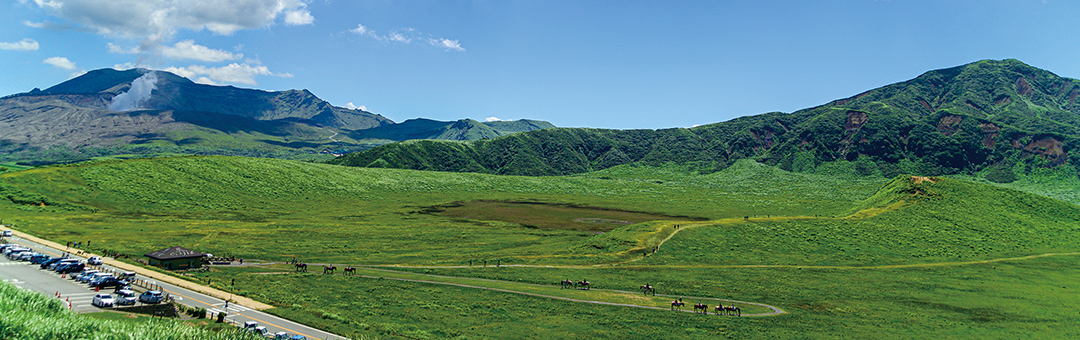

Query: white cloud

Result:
[429,38,464,52]
[344,102,367,111]
[43,56,77,70]
[386,32,411,43]
[348,23,464,52]
[163,62,291,86]
[284,9,314,26]
[23,21,46,28]
[161,40,242,62]
[29,0,313,60]
[0,38,40,51]
[107,43,139,54]
[348,24,367,35]
[485,117,506,122]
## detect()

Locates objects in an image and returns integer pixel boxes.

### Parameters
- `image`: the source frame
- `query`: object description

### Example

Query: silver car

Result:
[74,269,100,281]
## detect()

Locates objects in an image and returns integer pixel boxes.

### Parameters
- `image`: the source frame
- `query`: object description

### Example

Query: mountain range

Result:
[0,68,553,164]
[332,59,1080,180]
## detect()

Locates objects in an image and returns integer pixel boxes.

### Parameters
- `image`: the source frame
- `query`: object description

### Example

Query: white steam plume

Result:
[108,72,158,111]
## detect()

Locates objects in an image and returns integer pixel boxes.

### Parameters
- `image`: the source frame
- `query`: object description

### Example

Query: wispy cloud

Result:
[160,40,242,62]
[43,56,77,70]
[348,23,465,52]
[162,63,292,86]
[0,38,39,51]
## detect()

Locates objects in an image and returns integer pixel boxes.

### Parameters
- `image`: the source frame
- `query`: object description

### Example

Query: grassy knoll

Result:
[2,156,1080,338]
[0,157,883,266]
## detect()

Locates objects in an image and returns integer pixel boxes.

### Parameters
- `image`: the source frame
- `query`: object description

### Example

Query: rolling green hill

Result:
[1,156,1079,338]
[334,59,1080,180]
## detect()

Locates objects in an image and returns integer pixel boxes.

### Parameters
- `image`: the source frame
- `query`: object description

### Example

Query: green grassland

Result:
[1,156,1079,338]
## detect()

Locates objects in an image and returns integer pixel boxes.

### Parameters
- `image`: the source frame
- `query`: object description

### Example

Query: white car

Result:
[17,252,37,261]
[2,230,11,237]
[87,256,103,265]
[115,289,137,306]
[91,293,115,308]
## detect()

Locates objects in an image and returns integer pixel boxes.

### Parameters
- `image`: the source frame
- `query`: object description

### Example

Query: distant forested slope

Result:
[333,59,1080,178]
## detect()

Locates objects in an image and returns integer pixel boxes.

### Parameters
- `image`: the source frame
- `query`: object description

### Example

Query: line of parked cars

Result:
[2,242,165,310]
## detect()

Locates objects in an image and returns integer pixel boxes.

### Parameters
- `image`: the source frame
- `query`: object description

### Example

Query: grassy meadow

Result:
[1,156,1079,338]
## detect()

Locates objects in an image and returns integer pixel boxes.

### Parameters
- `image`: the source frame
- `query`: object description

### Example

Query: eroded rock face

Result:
[845,110,868,131]
[936,115,963,136]
[1023,137,1068,165]
[978,123,1000,149]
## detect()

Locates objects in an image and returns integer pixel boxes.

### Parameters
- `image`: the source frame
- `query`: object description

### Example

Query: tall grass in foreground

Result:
[0,281,262,340]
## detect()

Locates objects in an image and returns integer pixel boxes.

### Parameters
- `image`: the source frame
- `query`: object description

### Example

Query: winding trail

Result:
[261,266,785,317]
[370,252,1080,270]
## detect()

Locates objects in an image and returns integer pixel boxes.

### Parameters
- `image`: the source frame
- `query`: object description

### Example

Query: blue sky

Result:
[2,1,1079,129]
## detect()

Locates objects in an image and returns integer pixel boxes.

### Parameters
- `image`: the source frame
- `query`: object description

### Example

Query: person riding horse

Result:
[670,300,685,310]
[576,279,590,290]
[640,283,655,295]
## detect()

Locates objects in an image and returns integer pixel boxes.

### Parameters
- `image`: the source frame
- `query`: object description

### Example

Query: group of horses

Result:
[293,263,356,275]
[670,300,741,316]
[557,280,741,316]
[559,279,590,290]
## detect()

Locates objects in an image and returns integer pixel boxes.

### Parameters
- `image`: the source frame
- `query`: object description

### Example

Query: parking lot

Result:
[0,234,345,339]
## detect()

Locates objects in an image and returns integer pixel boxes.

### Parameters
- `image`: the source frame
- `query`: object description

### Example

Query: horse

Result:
[724,305,741,316]
[640,284,655,296]
[576,280,590,290]
[670,300,685,310]
[693,303,708,314]
[560,279,574,289]
[343,267,356,275]
[295,263,307,272]
[714,304,724,315]
[323,265,337,274]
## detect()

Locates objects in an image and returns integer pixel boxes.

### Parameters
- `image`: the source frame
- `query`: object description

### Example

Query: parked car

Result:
[252,326,268,336]
[82,272,112,284]
[74,269,100,281]
[113,284,131,293]
[29,254,50,264]
[115,289,137,306]
[50,259,79,271]
[56,263,85,274]
[0,244,15,252]
[5,247,30,258]
[39,257,66,269]
[2,230,11,237]
[91,277,130,289]
[273,332,290,340]
[16,252,37,261]
[290,335,307,340]
[119,271,136,280]
[91,293,115,308]
[138,290,163,304]
[8,249,31,260]
[87,256,103,265]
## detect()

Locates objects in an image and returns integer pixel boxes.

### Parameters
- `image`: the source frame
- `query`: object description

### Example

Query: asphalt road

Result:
[0,235,347,340]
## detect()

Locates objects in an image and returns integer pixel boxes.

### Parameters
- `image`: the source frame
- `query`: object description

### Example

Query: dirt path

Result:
[259,266,785,317]
[373,252,1080,270]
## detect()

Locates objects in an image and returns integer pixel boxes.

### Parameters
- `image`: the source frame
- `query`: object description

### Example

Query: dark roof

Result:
[144,246,204,260]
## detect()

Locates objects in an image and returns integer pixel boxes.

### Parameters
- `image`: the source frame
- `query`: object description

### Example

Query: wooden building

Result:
[144,246,204,270]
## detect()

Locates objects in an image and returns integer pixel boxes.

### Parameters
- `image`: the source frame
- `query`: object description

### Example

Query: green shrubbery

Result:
[0,281,261,340]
